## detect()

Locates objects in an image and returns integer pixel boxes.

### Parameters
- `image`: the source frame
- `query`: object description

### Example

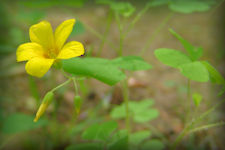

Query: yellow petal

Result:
[16,42,45,62]
[54,19,75,50]
[25,57,54,77]
[57,41,84,59]
[29,21,54,50]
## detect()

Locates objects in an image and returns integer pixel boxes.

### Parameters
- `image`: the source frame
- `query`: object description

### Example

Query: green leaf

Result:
[133,109,159,123]
[111,56,152,71]
[179,61,209,82]
[1,113,46,134]
[169,1,211,14]
[110,2,135,17]
[82,121,118,141]
[169,29,203,61]
[192,93,202,107]
[66,143,103,150]
[154,48,191,68]
[70,20,85,36]
[141,139,165,150]
[201,61,225,85]
[148,0,170,7]
[110,99,158,123]
[108,130,128,150]
[130,131,151,146]
[62,57,126,86]
[95,0,113,5]
[15,10,46,25]
[218,85,225,96]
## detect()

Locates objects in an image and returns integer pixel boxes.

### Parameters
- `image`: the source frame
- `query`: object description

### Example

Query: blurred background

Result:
[0,0,225,150]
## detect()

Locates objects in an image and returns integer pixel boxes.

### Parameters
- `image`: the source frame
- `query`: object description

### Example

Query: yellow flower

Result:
[16,19,84,77]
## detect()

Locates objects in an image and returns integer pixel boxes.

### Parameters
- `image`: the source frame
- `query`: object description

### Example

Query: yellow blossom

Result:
[16,19,84,77]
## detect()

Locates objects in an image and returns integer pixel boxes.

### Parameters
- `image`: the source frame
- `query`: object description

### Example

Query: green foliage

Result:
[154,29,225,83]
[110,99,159,123]
[169,1,211,14]
[111,56,152,71]
[70,20,85,37]
[20,0,87,8]
[74,95,82,114]
[62,56,151,85]
[192,93,202,107]
[130,130,151,147]
[149,0,215,14]
[140,139,165,150]
[66,143,102,150]
[1,113,46,134]
[82,121,118,141]
[108,130,128,150]
[201,61,225,85]
[62,57,126,85]
[169,29,202,61]
[96,0,135,17]
[15,10,46,25]
[154,48,191,68]
[179,61,209,82]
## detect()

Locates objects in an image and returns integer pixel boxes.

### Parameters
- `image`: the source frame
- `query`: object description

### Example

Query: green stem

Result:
[122,78,130,133]
[50,79,72,93]
[171,98,225,150]
[115,12,124,56]
[124,2,151,37]
[97,10,113,56]
[72,77,79,95]
[188,121,225,134]
[140,12,174,56]
[83,22,117,51]
[185,79,191,123]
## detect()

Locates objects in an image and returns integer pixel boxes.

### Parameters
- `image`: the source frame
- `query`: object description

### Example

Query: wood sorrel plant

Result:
[154,29,225,149]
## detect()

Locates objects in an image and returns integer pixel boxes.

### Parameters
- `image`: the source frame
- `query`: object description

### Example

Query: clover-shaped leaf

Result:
[110,99,159,123]
[63,57,126,86]
[111,56,152,71]
[169,29,203,61]
[179,61,209,82]
[130,130,151,147]
[141,139,165,150]
[1,113,47,134]
[82,121,118,141]
[154,48,191,68]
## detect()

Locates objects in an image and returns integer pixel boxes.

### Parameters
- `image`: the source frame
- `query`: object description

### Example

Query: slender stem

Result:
[0,135,16,149]
[140,12,174,56]
[185,79,191,123]
[50,79,71,93]
[188,121,225,134]
[72,77,79,95]
[171,98,225,150]
[122,78,130,133]
[115,12,124,56]
[124,2,151,37]
[97,10,113,56]
[83,22,117,51]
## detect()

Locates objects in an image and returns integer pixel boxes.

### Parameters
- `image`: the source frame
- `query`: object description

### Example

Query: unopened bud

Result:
[74,95,82,114]
[34,91,54,122]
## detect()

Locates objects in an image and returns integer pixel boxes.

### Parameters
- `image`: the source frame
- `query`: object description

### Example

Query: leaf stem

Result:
[171,98,225,149]
[188,121,225,134]
[185,79,191,123]
[97,10,113,56]
[124,2,151,37]
[50,79,72,93]
[72,77,79,96]
[115,12,124,56]
[140,12,174,56]
[122,78,130,133]
[83,22,117,51]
